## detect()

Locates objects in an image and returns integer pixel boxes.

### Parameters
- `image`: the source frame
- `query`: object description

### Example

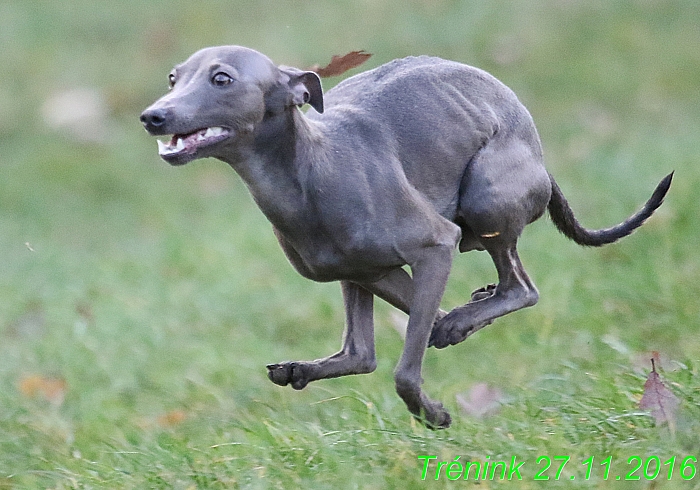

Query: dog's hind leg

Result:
[267,281,376,389]
[429,134,549,349]
[429,239,538,349]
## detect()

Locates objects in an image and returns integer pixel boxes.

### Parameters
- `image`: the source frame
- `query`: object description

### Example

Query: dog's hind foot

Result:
[427,284,496,349]
[429,306,491,349]
[470,283,497,302]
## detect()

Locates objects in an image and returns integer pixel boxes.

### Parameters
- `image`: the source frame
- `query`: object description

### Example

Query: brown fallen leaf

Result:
[19,374,67,406]
[310,51,372,78]
[639,358,679,428]
[157,410,187,427]
[456,382,504,419]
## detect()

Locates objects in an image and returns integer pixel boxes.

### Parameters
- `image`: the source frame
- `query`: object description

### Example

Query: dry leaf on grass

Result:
[310,51,372,78]
[157,410,187,427]
[456,382,504,419]
[18,374,67,406]
[639,356,679,428]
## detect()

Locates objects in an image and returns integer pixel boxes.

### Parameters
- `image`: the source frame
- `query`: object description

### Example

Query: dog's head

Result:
[140,46,323,166]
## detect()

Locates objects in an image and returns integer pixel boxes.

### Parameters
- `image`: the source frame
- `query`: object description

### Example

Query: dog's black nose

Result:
[140,108,168,131]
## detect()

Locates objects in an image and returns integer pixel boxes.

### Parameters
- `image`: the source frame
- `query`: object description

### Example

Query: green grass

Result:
[2,0,700,488]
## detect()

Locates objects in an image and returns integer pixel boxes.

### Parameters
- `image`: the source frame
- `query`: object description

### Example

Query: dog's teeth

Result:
[157,129,226,157]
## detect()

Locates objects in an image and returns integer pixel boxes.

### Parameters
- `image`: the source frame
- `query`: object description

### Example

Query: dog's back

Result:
[306,56,543,220]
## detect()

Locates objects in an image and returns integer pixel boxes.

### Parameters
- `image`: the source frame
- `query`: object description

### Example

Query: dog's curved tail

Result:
[547,172,673,247]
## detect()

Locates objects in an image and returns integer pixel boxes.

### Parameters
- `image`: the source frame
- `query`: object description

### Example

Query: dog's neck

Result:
[221,108,327,236]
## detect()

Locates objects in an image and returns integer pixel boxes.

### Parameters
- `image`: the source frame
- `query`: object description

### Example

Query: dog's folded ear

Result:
[279,67,324,114]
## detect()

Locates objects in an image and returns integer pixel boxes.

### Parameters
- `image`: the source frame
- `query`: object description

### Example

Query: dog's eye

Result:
[168,73,176,88]
[212,72,233,87]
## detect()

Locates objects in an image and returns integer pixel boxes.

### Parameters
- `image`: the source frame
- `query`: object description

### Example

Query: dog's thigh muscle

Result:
[458,136,551,244]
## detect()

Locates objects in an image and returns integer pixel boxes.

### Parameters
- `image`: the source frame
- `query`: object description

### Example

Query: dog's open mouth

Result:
[157,126,231,162]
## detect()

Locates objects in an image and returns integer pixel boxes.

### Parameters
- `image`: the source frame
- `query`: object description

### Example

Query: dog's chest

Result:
[276,218,404,283]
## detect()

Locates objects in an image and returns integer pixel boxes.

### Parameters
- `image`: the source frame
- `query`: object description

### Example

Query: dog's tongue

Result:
[170,131,199,148]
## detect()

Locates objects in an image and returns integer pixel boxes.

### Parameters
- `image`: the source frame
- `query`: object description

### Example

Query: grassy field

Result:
[2,0,700,488]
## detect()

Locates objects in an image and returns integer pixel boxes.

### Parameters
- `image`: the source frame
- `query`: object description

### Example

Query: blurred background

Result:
[1,0,699,487]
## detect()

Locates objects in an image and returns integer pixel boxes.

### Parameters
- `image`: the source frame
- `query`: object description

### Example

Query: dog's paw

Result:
[429,308,464,349]
[470,283,497,302]
[266,362,310,390]
[420,398,452,430]
[397,382,452,429]
[429,288,497,349]
[429,307,491,349]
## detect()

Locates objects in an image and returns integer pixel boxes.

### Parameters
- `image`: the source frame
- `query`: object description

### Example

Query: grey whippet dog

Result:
[141,46,672,428]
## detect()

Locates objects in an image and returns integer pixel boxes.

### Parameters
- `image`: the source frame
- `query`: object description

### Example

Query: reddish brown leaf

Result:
[639,358,679,427]
[157,410,187,427]
[311,51,372,78]
[19,374,67,406]
[456,382,504,419]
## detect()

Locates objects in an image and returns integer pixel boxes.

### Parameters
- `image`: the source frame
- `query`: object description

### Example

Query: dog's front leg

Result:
[267,281,376,389]
[394,245,454,429]
[363,267,448,324]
